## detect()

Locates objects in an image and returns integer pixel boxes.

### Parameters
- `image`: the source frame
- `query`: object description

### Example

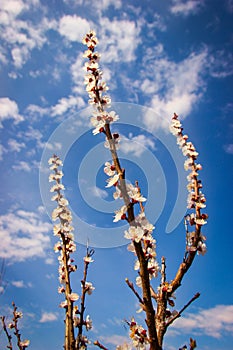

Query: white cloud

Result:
[24,126,43,142]
[26,104,49,117]
[226,0,233,13]
[0,1,57,68]
[44,257,55,265]
[11,46,29,68]
[101,0,122,9]
[12,280,24,288]
[0,97,24,126]
[39,312,58,323]
[1,0,25,17]
[121,133,155,157]
[224,144,233,154]
[8,139,25,152]
[58,15,90,42]
[170,0,205,16]
[89,186,108,199]
[8,71,21,79]
[46,142,63,152]
[51,95,85,117]
[11,280,32,288]
[207,50,233,78]
[0,144,6,161]
[0,209,51,262]
[70,53,86,93]
[141,50,207,129]
[12,161,31,172]
[0,49,7,64]
[99,18,141,63]
[63,0,122,12]
[17,126,45,150]
[170,305,233,338]
[99,335,130,347]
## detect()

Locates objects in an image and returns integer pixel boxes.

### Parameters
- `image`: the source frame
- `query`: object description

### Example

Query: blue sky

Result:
[0,0,233,349]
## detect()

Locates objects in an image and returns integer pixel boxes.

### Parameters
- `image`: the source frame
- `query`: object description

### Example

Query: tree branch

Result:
[93,340,108,350]
[1,316,13,350]
[166,293,200,328]
[125,278,144,306]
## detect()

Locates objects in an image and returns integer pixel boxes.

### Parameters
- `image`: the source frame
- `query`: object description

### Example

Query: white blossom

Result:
[59,300,68,308]
[106,173,120,188]
[50,183,65,192]
[19,340,30,347]
[124,226,144,243]
[84,282,95,295]
[85,315,92,330]
[68,293,79,302]
[84,256,94,264]
[197,241,207,255]
[113,205,127,222]
[127,184,146,202]
[104,161,116,176]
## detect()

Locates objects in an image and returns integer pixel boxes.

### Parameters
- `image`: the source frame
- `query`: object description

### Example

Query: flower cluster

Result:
[170,113,207,255]
[49,154,78,295]
[129,318,149,349]
[4,302,30,349]
[49,154,95,348]
[127,212,159,284]
[77,335,90,349]
[83,31,159,294]
[83,31,118,133]
[104,161,159,282]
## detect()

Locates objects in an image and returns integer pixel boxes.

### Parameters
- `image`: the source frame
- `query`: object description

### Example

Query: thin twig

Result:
[125,278,144,306]
[161,257,166,285]
[76,247,94,348]
[93,340,108,350]
[189,337,197,349]
[1,316,13,349]
[166,293,200,328]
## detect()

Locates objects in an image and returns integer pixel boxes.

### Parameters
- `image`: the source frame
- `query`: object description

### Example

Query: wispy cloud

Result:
[207,50,233,78]
[226,0,233,13]
[99,334,129,347]
[11,280,32,288]
[89,186,108,199]
[0,0,57,68]
[58,15,91,42]
[170,305,233,338]
[8,139,25,152]
[170,0,205,16]
[0,144,6,161]
[0,209,51,262]
[39,312,58,323]
[224,144,233,154]
[12,160,32,172]
[121,133,155,157]
[64,0,122,14]
[99,17,142,63]
[26,104,49,118]
[0,97,24,127]
[51,95,85,117]
[17,126,45,150]
[141,50,208,129]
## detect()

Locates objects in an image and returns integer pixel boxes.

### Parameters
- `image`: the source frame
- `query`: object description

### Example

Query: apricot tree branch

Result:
[83,32,160,349]
[169,113,207,296]
[1,315,13,350]
[125,278,144,306]
[166,293,200,328]
[76,247,95,348]
[93,340,108,350]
